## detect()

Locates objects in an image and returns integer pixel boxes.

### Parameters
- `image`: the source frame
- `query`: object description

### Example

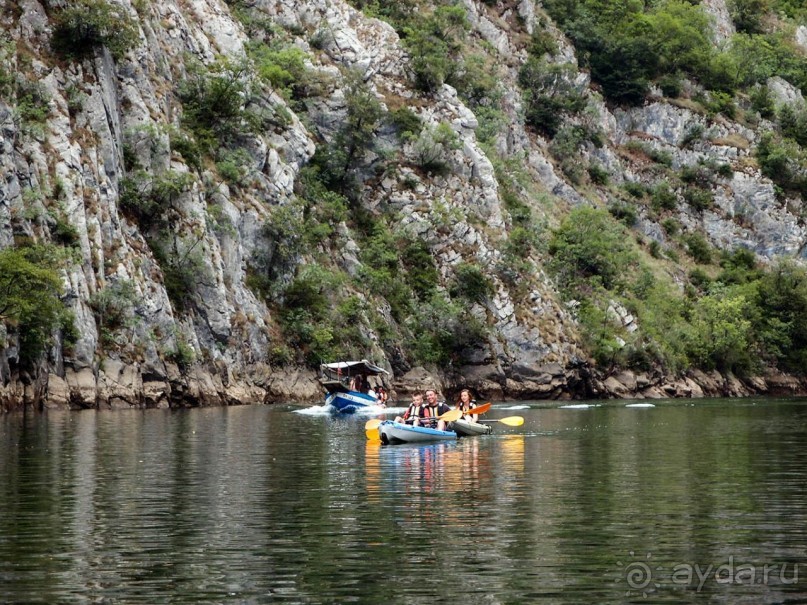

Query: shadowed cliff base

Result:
[2,363,806,412]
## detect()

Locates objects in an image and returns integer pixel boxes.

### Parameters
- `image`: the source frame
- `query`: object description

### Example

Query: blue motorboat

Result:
[319,360,389,413]
[325,390,379,413]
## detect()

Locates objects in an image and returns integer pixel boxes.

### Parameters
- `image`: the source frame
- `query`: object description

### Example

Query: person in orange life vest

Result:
[424,389,451,431]
[455,388,479,421]
[395,393,426,425]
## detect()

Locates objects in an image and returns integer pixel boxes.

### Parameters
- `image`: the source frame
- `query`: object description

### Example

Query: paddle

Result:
[365,428,381,441]
[364,408,462,431]
[458,402,491,416]
[479,416,524,427]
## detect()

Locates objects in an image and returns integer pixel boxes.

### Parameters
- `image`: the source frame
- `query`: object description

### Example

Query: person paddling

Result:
[424,389,451,431]
[455,388,478,422]
[395,393,426,426]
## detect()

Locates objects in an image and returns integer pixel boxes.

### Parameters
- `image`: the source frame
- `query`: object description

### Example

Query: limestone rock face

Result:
[2,0,807,411]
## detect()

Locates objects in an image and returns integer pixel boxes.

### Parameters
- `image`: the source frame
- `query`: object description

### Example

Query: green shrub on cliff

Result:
[548,207,638,292]
[51,0,139,61]
[0,245,73,368]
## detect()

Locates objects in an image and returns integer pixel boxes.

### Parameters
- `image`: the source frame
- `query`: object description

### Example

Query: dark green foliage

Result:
[452,53,501,110]
[250,203,304,294]
[51,0,139,61]
[50,214,80,248]
[688,267,712,291]
[548,207,637,292]
[651,182,677,211]
[450,263,493,303]
[249,41,309,100]
[756,132,807,195]
[14,79,50,127]
[755,262,807,373]
[413,122,461,175]
[117,169,204,313]
[683,187,714,212]
[622,181,647,198]
[177,58,255,152]
[407,295,488,366]
[358,224,413,321]
[588,163,609,185]
[728,0,770,34]
[529,29,559,57]
[119,170,193,230]
[542,0,726,103]
[506,226,538,259]
[706,91,736,118]
[166,338,196,371]
[518,58,586,137]
[400,240,438,300]
[500,186,532,228]
[683,232,712,263]
[778,104,807,147]
[608,202,637,226]
[661,217,680,235]
[388,107,423,140]
[401,5,469,93]
[314,69,383,196]
[278,265,370,366]
[89,280,137,346]
[151,238,206,312]
[749,85,775,119]
[216,149,254,187]
[0,245,72,368]
[170,129,203,173]
[658,73,683,98]
[718,247,761,284]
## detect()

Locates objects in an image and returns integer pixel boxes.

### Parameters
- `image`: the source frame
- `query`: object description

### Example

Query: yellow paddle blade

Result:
[365,428,381,441]
[439,409,463,422]
[498,416,524,427]
[364,418,382,430]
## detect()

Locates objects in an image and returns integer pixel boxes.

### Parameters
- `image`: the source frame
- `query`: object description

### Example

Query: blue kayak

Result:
[378,421,457,444]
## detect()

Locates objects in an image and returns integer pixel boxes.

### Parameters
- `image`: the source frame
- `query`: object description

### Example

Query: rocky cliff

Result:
[1,0,806,411]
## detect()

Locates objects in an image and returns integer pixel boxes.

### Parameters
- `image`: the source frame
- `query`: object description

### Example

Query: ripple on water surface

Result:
[1,399,807,604]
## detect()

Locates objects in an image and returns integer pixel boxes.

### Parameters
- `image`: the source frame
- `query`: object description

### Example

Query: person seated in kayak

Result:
[455,388,478,422]
[395,393,426,425]
[424,389,451,431]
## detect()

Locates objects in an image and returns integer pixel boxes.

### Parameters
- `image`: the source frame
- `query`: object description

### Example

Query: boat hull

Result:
[452,418,493,437]
[379,421,457,444]
[326,390,378,413]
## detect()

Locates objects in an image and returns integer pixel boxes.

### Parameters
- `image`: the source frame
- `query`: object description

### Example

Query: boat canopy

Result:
[320,360,389,377]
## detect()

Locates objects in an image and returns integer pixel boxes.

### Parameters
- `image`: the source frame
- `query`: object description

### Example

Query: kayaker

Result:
[396,393,426,426]
[424,389,451,431]
[455,389,478,422]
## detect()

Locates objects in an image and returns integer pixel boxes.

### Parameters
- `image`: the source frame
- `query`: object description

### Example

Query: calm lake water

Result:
[2,398,807,604]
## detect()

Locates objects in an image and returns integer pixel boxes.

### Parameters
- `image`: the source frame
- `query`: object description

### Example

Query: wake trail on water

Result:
[293,404,406,417]
[625,403,656,408]
[293,405,333,416]
[500,405,530,410]
[560,403,601,409]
